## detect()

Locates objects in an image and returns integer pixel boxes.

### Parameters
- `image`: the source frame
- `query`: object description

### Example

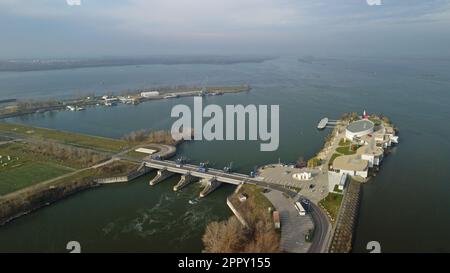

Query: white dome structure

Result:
[345,119,374,140]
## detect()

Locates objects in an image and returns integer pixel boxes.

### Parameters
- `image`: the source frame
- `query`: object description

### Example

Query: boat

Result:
[164,94,178,99]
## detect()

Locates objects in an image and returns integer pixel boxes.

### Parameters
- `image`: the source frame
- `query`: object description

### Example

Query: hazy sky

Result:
[1,0,450,58]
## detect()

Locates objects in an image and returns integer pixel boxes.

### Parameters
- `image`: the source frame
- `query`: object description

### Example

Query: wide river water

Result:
[0,56,449,252]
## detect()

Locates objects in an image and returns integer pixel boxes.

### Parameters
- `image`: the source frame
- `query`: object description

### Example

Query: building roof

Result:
[333,154,369,172]
[346,119,374,133]
[357,138,384,156]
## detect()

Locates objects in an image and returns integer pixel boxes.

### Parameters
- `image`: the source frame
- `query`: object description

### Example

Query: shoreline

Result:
[0,84,251,120]
[315,112,398,252]
[0,122,180,226]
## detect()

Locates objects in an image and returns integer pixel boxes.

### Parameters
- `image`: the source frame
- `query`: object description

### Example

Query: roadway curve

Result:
[116,143,177,161]
[143,143,177,159]
[307,202,331,253]
[252,182,331,253]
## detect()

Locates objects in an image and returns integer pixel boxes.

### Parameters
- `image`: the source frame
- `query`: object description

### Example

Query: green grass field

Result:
[329,153,341,166]
[0,161,71,195]
[0,142,76,195]
[0,122,128,153]
[0,142,84,169]
[335,146,356,155]
[319,193,343,222]
[123,150,150,160]
[338,138,348,146]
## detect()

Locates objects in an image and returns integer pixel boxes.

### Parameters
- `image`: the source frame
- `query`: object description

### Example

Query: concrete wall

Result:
[226,197,249,229]
[95,168,151,184]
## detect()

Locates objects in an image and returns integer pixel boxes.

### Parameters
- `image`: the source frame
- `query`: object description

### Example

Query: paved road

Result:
[262,184,331,253]
[307,201,332,253]
[264,190,313,253]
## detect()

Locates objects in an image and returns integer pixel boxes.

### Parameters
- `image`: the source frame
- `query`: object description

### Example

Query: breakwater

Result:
[328,179,362,253]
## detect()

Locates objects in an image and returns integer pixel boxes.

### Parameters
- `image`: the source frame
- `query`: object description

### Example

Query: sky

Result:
[1,0,450,58]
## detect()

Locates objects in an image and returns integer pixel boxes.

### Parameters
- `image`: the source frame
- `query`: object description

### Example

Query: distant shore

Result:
[0,56,274,72]
[0,84,251,119]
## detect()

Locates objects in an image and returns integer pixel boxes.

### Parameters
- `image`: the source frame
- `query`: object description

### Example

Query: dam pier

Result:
[144,158,251,197]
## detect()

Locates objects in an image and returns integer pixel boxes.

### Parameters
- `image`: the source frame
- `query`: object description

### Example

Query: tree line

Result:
[27,141,106,168]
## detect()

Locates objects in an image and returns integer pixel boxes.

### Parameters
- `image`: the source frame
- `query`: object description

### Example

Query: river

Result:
[0,56,449,252]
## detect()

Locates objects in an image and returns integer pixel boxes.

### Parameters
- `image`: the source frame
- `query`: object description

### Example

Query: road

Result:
[264,190,314,253]
[260,182,331,253]
[307,201,332,253]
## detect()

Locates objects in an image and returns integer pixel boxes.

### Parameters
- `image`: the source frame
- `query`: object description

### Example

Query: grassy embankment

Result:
[319,192,343,223]
[202,184,281,253]
[0,122,128,153]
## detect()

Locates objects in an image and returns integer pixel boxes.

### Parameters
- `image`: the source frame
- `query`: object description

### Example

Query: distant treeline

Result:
[0,56,274,72]
[27,141,106,168]
[122,129,180,145]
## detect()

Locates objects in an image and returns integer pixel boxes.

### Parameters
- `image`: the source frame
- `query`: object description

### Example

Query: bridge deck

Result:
[145,159,251,185]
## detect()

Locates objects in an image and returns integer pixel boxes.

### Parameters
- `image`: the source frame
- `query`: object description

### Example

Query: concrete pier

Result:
[149,168,175,186]
[199,177,222,198]
[317,117,329,129]
[173,172,198,191]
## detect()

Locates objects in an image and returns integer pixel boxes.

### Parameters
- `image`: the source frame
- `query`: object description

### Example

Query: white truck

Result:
[295,201,306,216]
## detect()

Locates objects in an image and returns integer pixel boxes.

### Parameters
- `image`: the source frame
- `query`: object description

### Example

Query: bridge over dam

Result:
[143,159,254,197]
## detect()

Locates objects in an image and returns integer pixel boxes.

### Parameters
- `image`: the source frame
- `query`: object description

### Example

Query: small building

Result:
[135,148,157,155]
[118,96,139,104]
[332,154,369,178]
[357,138,383,168]
[292,172,312,181]
[140,91,160,97]
[328,171,348,192]
[103,97,118,106]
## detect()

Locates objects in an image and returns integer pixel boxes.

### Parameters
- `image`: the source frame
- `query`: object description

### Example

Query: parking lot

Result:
[257,164,329,203]
[263,190,314,253]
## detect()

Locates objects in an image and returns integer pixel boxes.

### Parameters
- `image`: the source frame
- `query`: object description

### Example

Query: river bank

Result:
[0,85,250,119]
[0,121,180,225]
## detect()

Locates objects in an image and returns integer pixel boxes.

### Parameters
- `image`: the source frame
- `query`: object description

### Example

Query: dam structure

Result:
[145,159,252,185]
[144,159,258,197]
